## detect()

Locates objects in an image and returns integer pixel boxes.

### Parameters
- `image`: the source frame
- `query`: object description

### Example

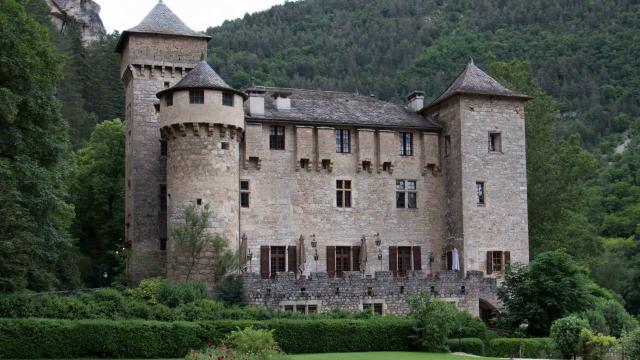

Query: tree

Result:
[498,250,592,336]
[406,290,458,352]
[214,275,247,307]
[550,315,590,359]
[171,204,236,282]
[69,119,125,286]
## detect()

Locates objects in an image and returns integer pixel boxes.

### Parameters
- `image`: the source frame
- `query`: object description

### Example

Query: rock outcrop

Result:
[46,0,106,45]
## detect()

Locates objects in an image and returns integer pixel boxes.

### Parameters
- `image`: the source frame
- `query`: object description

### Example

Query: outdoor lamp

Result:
[374,232,381,247]
[310,234,317,248]
[313,249,319,261]
[247,250,253,262]
[377,249,383,260]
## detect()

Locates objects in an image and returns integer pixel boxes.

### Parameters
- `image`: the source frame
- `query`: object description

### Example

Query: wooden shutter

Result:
[352,246,361,271]
[389,246,398,276]
[288,246,297,276]
[504,251,511,267]
[486,251,493,275]
[412,246,422,271]
[260,246,270,279]
[326,246,336,278]
[446,251,453,270]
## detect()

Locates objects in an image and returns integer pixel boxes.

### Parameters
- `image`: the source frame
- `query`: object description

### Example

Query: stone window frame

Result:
[165,93,173,107]
[240,180,250,208]
[399,131,414,156]
[222,91,234,107]
[269,125,286,150]
[476,181,486,206]
[335,129,351,153]
[396,180,417,209]
[488,131,502,153]
[362,301,385,315]
[336,180,352,208]
[189,89,205,104]
[281,301,321,314]
[444,135,451,157]
[486,250,511,274]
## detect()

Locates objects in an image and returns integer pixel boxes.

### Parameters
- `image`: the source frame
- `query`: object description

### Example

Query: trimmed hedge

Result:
[446,338,484,355]
[486,337,560,359]
[0,317,415,359]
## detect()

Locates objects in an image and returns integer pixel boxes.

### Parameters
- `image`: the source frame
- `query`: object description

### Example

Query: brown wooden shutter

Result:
[288,246,297,275]
[446,251,453,270]
[352,246,361,271]
[260,246,270,279]
[389,246,398,276]
[412,246,422,271]
[326,246,335,278]
[486,251,493,275]
[504,251,511,267]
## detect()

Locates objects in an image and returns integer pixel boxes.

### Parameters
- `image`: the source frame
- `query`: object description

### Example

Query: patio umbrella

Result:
[360,236,367,272]
[297,235,306,275]
[452,247,460,271]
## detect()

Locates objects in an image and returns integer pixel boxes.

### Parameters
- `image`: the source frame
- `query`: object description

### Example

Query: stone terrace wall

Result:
[241,270,498,316]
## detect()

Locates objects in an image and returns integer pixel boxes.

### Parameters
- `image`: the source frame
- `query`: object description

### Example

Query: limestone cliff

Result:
[46,0,106,45]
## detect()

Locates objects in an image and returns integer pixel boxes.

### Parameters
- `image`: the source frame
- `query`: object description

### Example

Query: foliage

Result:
[550,315,590,359]
[406,290,459,352]
[485,338,560,359]
[580,298,638,338]
[445,338,484,356]
[620,328,640,359]
[123,277,163,305]
[214,275,247,307]
[450,310,487,339]
[578,328,619,360]
[157,279,209,308]
[69,119,125,286]
[497,250,593,336]
[226,327,280,357]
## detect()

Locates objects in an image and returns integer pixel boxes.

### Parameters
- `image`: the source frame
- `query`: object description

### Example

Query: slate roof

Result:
[424,60,530,110]
[116,1,210,52]
[156,60,247,99]
[246,87,441,131]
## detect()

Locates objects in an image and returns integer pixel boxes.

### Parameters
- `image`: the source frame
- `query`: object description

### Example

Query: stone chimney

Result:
[407,91,425,112]
[274,92,292,111]
[247,86,266,117]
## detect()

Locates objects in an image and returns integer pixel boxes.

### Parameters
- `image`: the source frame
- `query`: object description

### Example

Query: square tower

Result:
[423,60,531,276]
[117,0,210,283]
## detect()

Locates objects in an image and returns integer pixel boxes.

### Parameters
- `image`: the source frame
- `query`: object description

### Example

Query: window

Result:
[400,132,413,156]
[270,246,286,279]
[488,132,501,152]
[165,93,173,107]
[164,81,170,89]
[240,180,250,208]
[444,135,451,156]
[284,305,294,312]
[486,251,511,274]
[308,305,317,313]
[397,247,412,277]
[159,185,167,213]
[222,91,234,107]
[296,305,306,313]
[492,251,503,272]
[269,126,285,150]
[396,180,417,209]
[196,198,202,206]
[327,246,360,278]
[189,89,204,104]
[160,238,167,251]
[336,180,352,208]
[389,246,421,276]
[160,139,167,156]
[364,303,384,315]
[335,129,350,153]
[476,182,485,205]
[335,246,351,277]
[221,141,229,150]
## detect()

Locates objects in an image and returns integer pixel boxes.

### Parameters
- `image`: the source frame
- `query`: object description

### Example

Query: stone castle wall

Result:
[241,270,499,316]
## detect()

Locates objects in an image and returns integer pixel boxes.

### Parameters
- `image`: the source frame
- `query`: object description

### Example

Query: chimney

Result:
[247,86,266,117]
[274,92,291,111]
[407,91,425,112]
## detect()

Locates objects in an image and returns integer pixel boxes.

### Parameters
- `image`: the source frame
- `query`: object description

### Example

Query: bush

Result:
[578,328,619,360]
[123,277,162,305]
[445,338,484,355]
[176,299,226,321]
[550,315,590,358]
[450,311,487,339]
[214,275,246,307]
[406,290,458,352]
[620,328,640,359]
[486,338,560,359]
[157,280,208,307]
[226,327,280,355]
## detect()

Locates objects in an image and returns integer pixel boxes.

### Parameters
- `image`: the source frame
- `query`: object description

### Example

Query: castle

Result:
[119,1,530,319]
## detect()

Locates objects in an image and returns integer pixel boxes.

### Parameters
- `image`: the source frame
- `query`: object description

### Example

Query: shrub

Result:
[445,338,484,355]
[578,328,618,360]
[123,277,162,305]
[226,327,280,355]
[620,328,640,359]
[450,311,487,339]
[551,315,590,358]
[157,280,208,307]
[214,275,246,307]
[176,299,226,321]
[486,338,560,359]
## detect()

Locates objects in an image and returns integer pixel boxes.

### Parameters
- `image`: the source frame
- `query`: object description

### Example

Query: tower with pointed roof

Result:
[422,60,530,291]
[117,1,210,282]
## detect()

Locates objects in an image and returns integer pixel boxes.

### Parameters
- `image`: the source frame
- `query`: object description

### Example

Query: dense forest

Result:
[0,0,638,316]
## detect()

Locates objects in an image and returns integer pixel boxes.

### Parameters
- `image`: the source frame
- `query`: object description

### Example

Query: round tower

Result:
[157,60,246,287]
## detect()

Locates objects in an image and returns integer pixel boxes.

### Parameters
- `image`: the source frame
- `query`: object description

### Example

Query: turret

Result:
[157,60,247,287]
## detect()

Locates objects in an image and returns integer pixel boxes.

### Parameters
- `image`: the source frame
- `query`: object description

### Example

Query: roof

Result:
[116,1,210,52]
[424,60,530,110]
[156,60,247,99]
[246,87,441,131]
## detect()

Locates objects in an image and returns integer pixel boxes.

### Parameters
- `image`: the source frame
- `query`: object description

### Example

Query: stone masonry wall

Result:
[241,270,499,316]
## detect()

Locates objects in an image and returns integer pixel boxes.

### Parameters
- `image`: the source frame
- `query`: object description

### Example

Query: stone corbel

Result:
[220,125,228,139]
[192,123,200,137]
[207,123,215,137]
[150,65,155,78]
[178,123,186,137]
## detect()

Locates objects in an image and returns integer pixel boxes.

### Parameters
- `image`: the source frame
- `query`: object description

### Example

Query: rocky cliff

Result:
[46,0,106,45]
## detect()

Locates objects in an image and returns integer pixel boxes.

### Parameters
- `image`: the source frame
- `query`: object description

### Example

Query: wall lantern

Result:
[374,232,381,247]
[310,234,317,248]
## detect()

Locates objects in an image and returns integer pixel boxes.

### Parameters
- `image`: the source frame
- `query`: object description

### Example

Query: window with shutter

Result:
[389,246,398,276]
[326,246,336,278]
[335,246,351,277]
[270,246,286,278]
[352,246,361,271]
[412,246,422,271]
[486,251,493,275]
[260,246,270,279]
[397,247,412,277]
[288,246,297,276]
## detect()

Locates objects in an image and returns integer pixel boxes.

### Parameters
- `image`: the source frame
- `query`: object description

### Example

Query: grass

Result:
[281,352,499,360]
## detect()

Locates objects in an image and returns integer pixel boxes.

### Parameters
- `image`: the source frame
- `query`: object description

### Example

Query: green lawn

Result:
[281,352,498,360]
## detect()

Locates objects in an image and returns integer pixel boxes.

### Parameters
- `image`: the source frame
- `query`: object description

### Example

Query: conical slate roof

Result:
[116,1,210,52]
[157,60,247,99]
[425,60,530,109]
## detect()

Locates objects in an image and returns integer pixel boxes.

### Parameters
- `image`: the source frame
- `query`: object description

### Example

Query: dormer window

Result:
[165,93,173,107]
[189,90,204,104]
[222,92,234,107]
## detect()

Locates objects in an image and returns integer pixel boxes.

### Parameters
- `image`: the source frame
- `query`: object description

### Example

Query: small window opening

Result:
[373,303,383,315]
[308,305,317,313]
[476,182,485,205]
[296,305,306,313]
[321,159,332,170]
[165,93,173,107]
[240,180,250,208]
[300,287,306,294]
[361,161,371,172]
[300,158,310,169]
[430,286,435,294]
[400,286,405,294]
[461,286,466,294]
[488,132,502,152]
[367,287,373,296]
[221,141,230,150]
[335,287,340,295]
[336,180,352,208]
[160,139,167,156]
[222,91,234,107]
[266,288,271,296]
[160,238,167,251]
[382,162,392,173]
[284,305,294,312]
[196,198,202,206]
[189,89,205,104]
[164,81,170,89]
